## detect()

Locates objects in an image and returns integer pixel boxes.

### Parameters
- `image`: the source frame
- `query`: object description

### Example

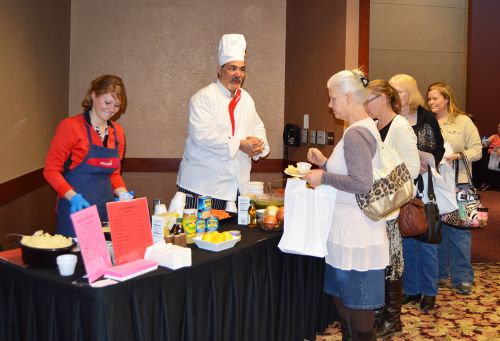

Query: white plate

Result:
[192,235,241,252]
[284,168,307,177]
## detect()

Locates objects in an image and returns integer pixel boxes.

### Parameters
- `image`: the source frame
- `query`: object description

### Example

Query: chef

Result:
[43,74,134,237]
[177,34,270,210]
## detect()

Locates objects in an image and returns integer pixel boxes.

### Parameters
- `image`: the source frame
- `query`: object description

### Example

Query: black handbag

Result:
[416,166,442,244]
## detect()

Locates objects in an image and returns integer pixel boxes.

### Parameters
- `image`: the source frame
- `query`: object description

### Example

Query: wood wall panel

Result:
[0,158,286,207]
[284,0,348,163]
[0,169,46,207]
[358,0,370,74]
[466,0,500,136]
[122,158,285,173]
[0,185,57,250]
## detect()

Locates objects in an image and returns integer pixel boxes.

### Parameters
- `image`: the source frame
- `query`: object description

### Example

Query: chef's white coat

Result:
[176,80,270,201]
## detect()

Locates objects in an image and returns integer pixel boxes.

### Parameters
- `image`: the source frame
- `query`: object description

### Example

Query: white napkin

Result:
[168,192,186,216]
[144,241,191,270]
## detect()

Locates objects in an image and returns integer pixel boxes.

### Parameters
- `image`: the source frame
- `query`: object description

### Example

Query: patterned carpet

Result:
[314,263,500,341]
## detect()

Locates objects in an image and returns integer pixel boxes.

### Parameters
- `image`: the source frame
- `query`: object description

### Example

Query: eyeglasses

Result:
[224,65,247,73]
[365,94,381,105]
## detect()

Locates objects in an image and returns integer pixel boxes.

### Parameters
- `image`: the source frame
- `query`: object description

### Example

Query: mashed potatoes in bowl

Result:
[21,230,73,249]
[19,230,76,268]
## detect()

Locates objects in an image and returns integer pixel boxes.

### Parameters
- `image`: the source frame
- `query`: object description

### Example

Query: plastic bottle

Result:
[248,200,257,228]
[151,203,169,243]
[481,136,489,148]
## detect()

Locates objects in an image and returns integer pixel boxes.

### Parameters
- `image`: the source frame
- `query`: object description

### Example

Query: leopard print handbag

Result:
[356,142,414,221]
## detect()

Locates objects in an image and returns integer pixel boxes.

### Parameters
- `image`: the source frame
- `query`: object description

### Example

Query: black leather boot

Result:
[420,295,435,313]
[354,328,376,341]
[340,319,353,341]
[377,279,403,338]
[373,307,385,333]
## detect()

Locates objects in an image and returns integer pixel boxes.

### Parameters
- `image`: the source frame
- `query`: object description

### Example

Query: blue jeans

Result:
[402,238,438,296]
[437,222,474,286]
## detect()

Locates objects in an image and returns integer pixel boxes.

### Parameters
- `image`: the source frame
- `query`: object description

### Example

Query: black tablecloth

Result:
[0,222,336,341]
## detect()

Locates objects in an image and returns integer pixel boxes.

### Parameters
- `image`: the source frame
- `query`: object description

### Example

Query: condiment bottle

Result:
[248,200,257,228]
[171,217,183,235]
[172,217,186,247]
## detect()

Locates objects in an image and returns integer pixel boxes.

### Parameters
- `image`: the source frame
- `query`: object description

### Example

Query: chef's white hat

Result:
[218,34,246,66]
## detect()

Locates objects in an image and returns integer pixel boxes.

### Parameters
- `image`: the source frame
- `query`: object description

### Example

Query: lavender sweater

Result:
[321,126,376,194]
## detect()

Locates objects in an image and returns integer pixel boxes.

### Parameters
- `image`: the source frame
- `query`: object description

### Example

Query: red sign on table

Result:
[106,198,153,265]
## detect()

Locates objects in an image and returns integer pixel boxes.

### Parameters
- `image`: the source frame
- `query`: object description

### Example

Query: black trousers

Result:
[177,187,228,210]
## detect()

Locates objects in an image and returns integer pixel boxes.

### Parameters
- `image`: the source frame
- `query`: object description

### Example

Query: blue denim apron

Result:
[56,122,120,237]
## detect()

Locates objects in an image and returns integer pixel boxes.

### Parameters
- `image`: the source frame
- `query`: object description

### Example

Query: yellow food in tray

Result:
[201,231,233,243]
[21,230,73,249]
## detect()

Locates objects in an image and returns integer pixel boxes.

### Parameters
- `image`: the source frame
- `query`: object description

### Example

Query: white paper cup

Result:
[297,162,312,173]
[56,254,77,276]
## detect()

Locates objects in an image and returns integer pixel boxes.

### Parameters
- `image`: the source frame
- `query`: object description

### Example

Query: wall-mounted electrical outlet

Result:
[327,132,335,145]
[303,114,309,129]
[316,131,326,145]
[301,129,308,144]
[309,130,316,144]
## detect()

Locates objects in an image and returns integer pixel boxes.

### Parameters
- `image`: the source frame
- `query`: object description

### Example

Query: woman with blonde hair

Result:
[389,74,445,312]
[365,79,419,337]
[427,82,482,295]
[304,70,389,340]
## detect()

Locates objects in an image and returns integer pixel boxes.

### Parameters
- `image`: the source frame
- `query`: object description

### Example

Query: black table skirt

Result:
[0,223,336,341]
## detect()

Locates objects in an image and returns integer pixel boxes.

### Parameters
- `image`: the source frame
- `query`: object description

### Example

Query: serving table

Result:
[0,221,336,341]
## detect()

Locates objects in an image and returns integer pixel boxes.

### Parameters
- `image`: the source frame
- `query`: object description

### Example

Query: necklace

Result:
[93,124,108,141]
[89,111,108,141]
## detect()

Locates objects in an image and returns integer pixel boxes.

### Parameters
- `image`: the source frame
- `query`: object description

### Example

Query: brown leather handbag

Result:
[398,196,428,237]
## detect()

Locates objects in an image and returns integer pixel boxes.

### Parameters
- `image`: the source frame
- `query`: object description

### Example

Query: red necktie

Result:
[228,89,241,136]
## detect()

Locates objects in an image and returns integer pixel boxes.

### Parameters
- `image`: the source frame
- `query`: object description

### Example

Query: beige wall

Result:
[69,0,286,159]
[369,0,468,107]
[0,1,70,183]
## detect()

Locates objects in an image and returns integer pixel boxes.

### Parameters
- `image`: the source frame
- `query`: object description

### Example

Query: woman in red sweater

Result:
[487,122,500,155]
[43,74,133,237]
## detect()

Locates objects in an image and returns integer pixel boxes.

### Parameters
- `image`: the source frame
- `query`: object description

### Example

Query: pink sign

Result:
[71,205,112,283]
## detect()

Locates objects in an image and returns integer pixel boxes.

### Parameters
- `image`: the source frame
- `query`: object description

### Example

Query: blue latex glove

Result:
[69,193,91,213]
[115,190,135,201]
